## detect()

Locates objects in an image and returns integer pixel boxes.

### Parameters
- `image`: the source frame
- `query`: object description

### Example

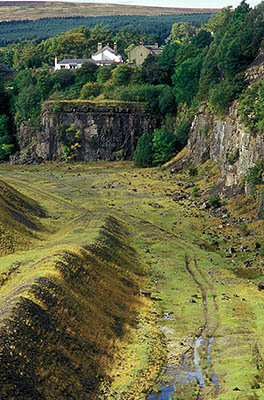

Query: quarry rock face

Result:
[187,104,264,187]
[16,101,158,163]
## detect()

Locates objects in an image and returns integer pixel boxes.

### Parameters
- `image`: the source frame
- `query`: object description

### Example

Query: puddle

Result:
[146,336,205,400]
[147,336,219,399]
[164,312,175,321]
[207,338,219,392]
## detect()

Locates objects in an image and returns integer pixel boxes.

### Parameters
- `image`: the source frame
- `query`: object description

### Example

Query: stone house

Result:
[128,43,163,66]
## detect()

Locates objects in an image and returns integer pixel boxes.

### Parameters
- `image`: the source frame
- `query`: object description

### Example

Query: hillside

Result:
[0,1,219,21]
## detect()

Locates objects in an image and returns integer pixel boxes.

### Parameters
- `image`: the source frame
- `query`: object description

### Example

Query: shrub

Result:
[191,185,199,197]
[112,64,132,86]
[227,148,239,165]
[80,82,102,99]
[259,244,264,257]
[207,194,221,207]
[243,161,264,187]
[97,67,111,83]
[133,131,153,167]
[175,120,191,151]
[189,166,198,177]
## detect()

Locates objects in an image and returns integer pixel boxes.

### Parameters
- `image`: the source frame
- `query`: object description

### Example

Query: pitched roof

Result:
[144,45,163,56]
[58,58,95,65]
[92,45,119,57]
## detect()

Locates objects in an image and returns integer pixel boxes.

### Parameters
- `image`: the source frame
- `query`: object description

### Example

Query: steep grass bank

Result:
[0,179,46,256]
[0,211,163,399]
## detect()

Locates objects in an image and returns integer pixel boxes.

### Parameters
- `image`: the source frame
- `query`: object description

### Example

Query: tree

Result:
[0,114,13,160]
[15,84,41,124]
[133,131,153,167]
[158,86,176,115]
[152,126,176,166]
[191,30,213,49]
[76,62,98,87]
[172,52,204,105]
[141,55,169,85]
[166,22,197,44]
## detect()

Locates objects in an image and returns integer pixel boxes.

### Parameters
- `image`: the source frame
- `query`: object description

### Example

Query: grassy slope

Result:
[0,161,264,399]
[0,1,219,21]
[0,179,46,255]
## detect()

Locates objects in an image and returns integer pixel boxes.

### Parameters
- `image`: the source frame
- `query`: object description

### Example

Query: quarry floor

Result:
[0,161,264,400]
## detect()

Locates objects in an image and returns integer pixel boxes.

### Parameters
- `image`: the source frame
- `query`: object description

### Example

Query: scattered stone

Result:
[258,282,264,291]
[241,245,248,252]
[244,260,252,268]
[140,290,151,297]
[202,202,210,210]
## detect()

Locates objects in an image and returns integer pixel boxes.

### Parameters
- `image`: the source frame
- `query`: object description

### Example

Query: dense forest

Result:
[0,1,264,166]
[0,13,213,47]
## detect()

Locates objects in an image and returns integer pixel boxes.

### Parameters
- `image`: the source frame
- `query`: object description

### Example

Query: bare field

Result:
[0,1,219,21]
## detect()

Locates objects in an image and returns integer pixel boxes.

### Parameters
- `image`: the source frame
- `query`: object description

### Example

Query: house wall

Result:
[128,45,152,66]
[92,50,122,62]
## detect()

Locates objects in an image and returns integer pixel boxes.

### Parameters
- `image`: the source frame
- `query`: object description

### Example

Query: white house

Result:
[91,42,122,64]
[54,42,123,70]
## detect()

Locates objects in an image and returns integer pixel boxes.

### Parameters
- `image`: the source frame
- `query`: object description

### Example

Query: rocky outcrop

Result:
[187,103,264,187]
[14,101,158,163]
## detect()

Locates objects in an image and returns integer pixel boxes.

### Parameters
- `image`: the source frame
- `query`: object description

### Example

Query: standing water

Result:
[146,336,205,400]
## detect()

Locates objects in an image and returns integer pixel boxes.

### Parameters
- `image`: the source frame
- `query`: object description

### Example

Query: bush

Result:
[189,166,198,177]
[112,64,132,86]
[207,194,221,207]
[80,82,102,99]
[243,161,264,187]
[227,148,239,165]
[152,125,176,166]
[97,67,111,83]
[133,131,153,167]
[259,244,264,257]
[175,120,191,151]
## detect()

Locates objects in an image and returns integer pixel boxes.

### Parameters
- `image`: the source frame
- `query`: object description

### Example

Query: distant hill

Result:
[0,13,215,46]
[0,1,219,21]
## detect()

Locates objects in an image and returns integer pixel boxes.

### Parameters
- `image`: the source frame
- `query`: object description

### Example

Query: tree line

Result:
[0,13,213,47]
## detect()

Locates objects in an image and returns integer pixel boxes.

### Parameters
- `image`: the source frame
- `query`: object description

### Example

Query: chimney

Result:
[114,42,117,55]
[98,42,103,52]
[155,43,159,48]
[55,56,58,70]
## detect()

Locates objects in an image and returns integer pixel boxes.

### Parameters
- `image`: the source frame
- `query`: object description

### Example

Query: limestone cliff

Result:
[185,59,264,188]
[186,102,264,187]
[14,101,158,163]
